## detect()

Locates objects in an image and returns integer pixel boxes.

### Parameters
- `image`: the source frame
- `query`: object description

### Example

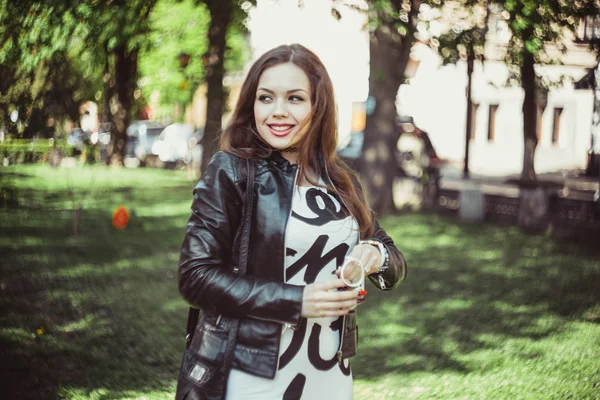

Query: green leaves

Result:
[138,0,210,117]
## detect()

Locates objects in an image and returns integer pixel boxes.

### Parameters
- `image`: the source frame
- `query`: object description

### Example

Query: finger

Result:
[341,265,360,285]
[321,289,361,302]
[360,249,378,275]
[317,278,349,291]
[319,309,351,317]
[321,299,358,310]
[348,244,367,259]
[347,271,362,286]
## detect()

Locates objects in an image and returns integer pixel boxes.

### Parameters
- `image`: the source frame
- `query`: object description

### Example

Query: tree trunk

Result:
[201,0,232,175]
[521,47,537,183]
[109,44,139,165]
[359,4,419,214]
[587,61,600,177]
[103,52,113,166]
[463,55,474,179]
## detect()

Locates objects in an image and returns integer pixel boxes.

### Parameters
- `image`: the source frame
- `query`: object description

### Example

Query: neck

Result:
[281,150,299,165]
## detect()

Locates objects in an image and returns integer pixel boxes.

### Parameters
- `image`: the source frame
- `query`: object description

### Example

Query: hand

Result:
[337,256,364,287]
[301,279,361,318]
[347,243,382,276]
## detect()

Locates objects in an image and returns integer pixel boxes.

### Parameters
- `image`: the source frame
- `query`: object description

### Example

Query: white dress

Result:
[226,183,359,400]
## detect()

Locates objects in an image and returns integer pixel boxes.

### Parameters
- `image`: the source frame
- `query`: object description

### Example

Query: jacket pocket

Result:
[176,321,229,400]
[190,321,228,362]
[341,311,358,359]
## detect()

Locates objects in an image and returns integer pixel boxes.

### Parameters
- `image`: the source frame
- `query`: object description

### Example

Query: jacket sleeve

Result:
[365,216,408,291]
[178,151,304,326]
[349,173,407,291]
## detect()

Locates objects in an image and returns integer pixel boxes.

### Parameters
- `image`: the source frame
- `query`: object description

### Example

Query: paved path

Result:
[439,163,599,201]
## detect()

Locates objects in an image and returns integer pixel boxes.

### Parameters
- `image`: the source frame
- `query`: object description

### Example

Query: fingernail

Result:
[358,289,367,297]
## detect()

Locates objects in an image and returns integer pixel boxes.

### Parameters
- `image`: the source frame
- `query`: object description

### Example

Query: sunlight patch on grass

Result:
[435,298,474,311]
[56,254,175,279]
[0,327,36,344]
[10,165,193,191]
[58,386,176,400]
[397,239,432,252]
[581,304,600,322]
[44,289,91,309]
[490,301,547,314]
[467,248,501,262]
[55,314,104,333]
[160,298,189,313]
[134,202,191,217]
[479,262,528,278]
[430,234,459,247]
[56,263,97,278]
[520,315,563,336]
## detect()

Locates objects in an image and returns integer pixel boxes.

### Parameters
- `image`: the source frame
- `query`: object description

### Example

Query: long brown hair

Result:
[220,44,373,236]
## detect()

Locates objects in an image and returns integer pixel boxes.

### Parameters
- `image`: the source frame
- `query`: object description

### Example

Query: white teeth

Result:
[270,125,293,132]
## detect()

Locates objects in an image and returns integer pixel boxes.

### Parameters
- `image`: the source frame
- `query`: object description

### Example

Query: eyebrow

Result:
[257,88,309,94]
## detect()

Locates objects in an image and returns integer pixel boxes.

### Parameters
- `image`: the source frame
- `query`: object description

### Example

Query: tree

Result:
[83,0,156,164]
[1,0,157,163]
[138,0,211,120]
[0,1,95,139]
[433,0,490,179]
[197,0,252,174]
[496,0,597,183]
[358,0,427,213]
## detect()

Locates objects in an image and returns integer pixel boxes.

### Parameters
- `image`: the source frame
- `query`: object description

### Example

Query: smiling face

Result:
[254,62,312,151]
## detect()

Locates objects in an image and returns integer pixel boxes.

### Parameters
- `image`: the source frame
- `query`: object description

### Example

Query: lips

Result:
[267,123,295,137]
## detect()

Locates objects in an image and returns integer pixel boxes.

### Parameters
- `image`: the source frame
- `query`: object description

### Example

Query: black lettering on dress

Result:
[283,373,306,400]
[339,358,351,376]
[329,317,343,333]
[307,323,338,371]
[286,248,298,257]
[279,318,308,370]
[285,235,348,284]
[292,188,346,226]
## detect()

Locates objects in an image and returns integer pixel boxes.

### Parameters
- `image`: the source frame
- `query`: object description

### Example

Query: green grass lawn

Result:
[1,165,599,400]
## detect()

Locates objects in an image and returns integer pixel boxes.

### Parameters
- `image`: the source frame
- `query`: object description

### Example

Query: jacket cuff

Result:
[282,284,305,326]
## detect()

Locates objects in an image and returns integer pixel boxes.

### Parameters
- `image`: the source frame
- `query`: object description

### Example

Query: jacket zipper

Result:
[276,166,300,372]
[322,162,357,364]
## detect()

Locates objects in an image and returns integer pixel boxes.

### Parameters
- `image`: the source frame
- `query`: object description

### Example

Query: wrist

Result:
[359,239,389,274]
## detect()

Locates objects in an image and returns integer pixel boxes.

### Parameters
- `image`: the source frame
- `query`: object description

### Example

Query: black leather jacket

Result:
[179,151,407,383]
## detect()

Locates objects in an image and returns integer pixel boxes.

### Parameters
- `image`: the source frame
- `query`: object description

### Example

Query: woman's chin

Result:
[264,138,294,150]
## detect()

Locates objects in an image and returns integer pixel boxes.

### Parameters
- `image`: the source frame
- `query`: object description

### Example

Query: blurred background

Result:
[1,1,600,399]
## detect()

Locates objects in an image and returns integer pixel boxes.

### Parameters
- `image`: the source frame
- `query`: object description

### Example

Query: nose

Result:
[272,99,288,118]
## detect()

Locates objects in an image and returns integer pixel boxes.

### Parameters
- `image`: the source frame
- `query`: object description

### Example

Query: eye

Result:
[257,94,272,103]
[289,95,304,102]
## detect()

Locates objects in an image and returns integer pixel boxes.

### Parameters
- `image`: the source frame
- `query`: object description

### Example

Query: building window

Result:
[488,104,499,141]
[536,105,544,142]
[470,103,479,141]
[576,15,600,43]
[552,107,563,145]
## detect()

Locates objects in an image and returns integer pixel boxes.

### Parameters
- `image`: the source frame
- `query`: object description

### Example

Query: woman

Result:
[178,43,407,400]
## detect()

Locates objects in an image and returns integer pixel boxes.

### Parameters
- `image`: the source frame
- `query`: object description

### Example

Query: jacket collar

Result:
[268,151,297,173]
[267,150,334,185]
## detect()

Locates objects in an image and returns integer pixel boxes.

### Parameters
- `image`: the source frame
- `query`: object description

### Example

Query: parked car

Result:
[337,130,364,172]
[151,123,203,166]
[67,128,89,156]
[125,120,166,167]
[395,115,442,181]
[335,116,443,180]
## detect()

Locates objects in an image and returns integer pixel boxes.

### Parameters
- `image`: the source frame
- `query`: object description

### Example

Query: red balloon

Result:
[112,206,130,230]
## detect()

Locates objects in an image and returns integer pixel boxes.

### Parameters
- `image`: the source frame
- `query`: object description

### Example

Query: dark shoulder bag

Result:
[176,158,255,400]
